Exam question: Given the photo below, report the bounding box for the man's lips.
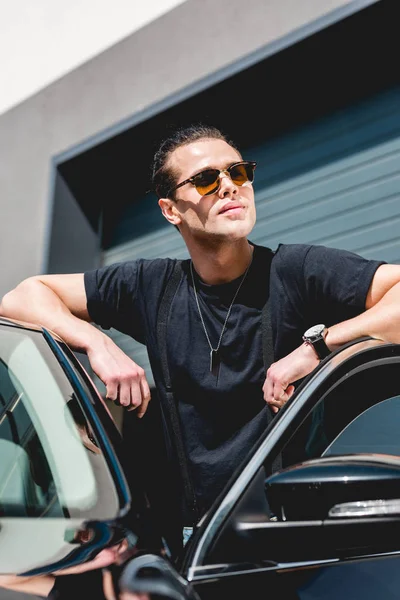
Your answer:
[218,202,244,214]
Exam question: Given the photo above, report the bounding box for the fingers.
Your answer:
[118,379,133,408]
[106,370,151,417]
[266,386,288,414]
[91,348,151,416]
[105,377,119,403]
[133,378,151,418]
[268,384,295,413]
[263,371,295,413]
[111,376,142,409]
[88,339,152,418]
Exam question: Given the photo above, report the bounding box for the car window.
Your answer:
[0,358,63,518]
[323,395,400,456]
[0,326,119,520]
[281,361,400,469]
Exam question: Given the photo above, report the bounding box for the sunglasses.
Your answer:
[168,160,257,197]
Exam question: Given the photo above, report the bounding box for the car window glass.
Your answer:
[280,361,400,469]
[0,357,63,518]
[0,327,119,520]
[323,395,400,456]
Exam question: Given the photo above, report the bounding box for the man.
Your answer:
[1,124,400,532]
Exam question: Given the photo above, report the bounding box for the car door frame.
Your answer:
[182,337,400,583]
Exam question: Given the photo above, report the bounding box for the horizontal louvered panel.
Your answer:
[253,191,400,248]
[251,88,400,266]
[105,223,189,263]
[255,143,400,220]
[251,91,400,181]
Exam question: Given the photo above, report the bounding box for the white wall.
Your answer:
[0,0,186,115]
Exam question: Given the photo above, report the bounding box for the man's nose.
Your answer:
[218,170,237,194]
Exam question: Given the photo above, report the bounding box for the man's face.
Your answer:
[159,139,256,243]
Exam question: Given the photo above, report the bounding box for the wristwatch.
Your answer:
[302,324,330,360]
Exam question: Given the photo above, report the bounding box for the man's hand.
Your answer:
[263,343,319,413]
[87,335,151,417]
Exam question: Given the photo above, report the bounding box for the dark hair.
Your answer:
[152,124,240,199]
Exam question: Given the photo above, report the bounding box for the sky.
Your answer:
[0,0,186,115]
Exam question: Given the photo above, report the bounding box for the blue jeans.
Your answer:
[183,526,193,546]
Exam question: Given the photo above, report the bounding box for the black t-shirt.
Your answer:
[84,242,384,518]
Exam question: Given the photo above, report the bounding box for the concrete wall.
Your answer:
[0,0,186,115]
[0,0,371,297]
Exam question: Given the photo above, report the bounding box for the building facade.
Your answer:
[1,0,398,389]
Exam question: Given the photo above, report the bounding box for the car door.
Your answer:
[182,339,400,600]
[0,321,134,577]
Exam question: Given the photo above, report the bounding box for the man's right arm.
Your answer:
[0,275,151,416]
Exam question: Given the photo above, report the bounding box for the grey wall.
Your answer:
[0,0,374,296]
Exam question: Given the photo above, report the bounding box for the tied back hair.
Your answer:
[152,124,240,199]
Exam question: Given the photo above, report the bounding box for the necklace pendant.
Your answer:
[210,349,220,378]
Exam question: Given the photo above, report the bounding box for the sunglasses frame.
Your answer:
[167,160,257,197]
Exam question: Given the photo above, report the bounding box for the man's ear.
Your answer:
[158,198,182,226]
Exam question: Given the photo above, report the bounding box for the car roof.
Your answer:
[0,316,44,332]
[0,317,65,343]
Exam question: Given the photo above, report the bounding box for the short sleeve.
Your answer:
[301,244,385,313]
[270,243,386,358]
[275,243,385,325]
[84,261,143,339]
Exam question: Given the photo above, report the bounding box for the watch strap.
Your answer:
[311,335,331,359]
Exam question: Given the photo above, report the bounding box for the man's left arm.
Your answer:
[263,264,400,413]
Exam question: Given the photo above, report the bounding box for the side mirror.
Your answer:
[265,453,400,521]
[229,454,400,565]
[255,453,400,562]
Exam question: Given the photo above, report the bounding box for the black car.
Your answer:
[1,316,400,600]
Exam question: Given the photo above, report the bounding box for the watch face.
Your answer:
[305,324,326,338]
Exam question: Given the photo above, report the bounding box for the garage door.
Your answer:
[102,86,400,385]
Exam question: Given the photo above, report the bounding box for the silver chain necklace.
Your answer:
[190,254,253,378]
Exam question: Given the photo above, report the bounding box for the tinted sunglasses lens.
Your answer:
[193,169,220,196]
[193,162,256,196]
[230,162,255,185]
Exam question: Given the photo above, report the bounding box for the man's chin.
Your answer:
[215,217,255,240]
[182,216,255,245]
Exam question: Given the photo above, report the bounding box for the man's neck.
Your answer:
[189,239,254,285]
